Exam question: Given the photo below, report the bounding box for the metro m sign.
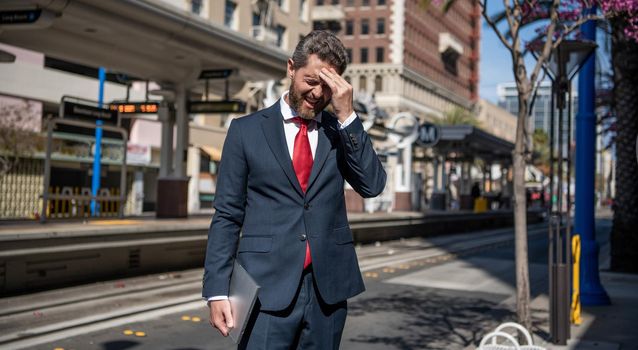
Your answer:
[417,123,441,147]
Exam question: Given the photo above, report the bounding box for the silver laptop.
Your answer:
[229,261,260,344]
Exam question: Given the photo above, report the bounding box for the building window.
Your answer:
[191,0,203,15]
[376,47,384,62]
[362,0,370,6]
[374,75,383,92]
[360,47,368,63]
[316,0,324,5]
[278,0,289,11]
[345,20,354,35]
[346,0,354,6]
[300,0,308,21]
[361,19,369,35]
[276,25,286,48]
[331,0,339,4]
[253,12,261,26]
[224,1,236,29]
[346,48,353,63]
[378,0,386,5]
[359,75,367,92]
[376,18,385,34]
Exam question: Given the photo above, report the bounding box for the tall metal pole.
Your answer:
[90,67,106,216]
[575,6,610,305]
[549,78,558,343]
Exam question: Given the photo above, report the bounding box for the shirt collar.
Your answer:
[280,91,322,123]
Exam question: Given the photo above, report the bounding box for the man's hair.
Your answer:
[291,30,348,74]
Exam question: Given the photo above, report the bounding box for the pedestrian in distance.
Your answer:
[203,30,387,349]
[471,181,481,200]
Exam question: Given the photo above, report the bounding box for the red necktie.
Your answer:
[292,117,313,269]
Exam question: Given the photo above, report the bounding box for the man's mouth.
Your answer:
[303,98,318,109]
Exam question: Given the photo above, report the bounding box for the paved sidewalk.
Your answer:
[494,215,637,350]
[542,271,638,350]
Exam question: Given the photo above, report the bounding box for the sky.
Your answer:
[479,24,513,104]
[476,2,612,106]
[478,1,541,104]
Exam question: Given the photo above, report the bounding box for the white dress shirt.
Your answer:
[207,91,357,303]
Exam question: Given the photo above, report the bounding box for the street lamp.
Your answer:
[533,38,597,345]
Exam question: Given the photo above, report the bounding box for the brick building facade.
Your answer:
[315,0,480,119]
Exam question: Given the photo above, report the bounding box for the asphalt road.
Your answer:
[12,221,611,350]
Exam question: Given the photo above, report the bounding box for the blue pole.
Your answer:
[91,67,106,216]
[575,6,610,305]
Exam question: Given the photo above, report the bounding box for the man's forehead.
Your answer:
[294,54,338,74]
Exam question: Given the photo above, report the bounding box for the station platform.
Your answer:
[0,209,543,295]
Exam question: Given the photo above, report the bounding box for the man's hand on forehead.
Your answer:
[319,67,354,123]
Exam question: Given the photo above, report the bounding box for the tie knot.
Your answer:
[292,116,312,127]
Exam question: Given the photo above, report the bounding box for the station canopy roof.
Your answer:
[0,0,288,88]
[433,125,515,164]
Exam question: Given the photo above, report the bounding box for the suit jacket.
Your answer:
[202,101,386,311]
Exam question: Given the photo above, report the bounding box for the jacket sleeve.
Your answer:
[336,115,387,198]
[202,119,247,297]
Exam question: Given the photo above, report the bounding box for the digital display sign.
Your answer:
[188,100,246,114]
[110,102,160,114]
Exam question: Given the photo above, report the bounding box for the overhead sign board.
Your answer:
[188,100,246,114]
[416,122,441,147]
[62,101,118,124]
[110,101,160,114]
[0,9,42,25]
[198,69,234,80]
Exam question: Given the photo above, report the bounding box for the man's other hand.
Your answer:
[209,299,234,336]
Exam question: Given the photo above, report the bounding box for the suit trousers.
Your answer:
[238,268,347,350]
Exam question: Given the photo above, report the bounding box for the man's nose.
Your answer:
[310,84,323,98]
[311,84,329,99]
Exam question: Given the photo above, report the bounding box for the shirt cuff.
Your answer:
[337,112,358,129]
[206,295,228,302]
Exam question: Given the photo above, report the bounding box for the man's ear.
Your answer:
[287,58,295,79]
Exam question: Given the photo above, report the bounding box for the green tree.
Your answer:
[532,129,550,174]
[439,107,482,127]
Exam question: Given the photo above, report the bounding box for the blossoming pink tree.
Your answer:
[424,0,638,328]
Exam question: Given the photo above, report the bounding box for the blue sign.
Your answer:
[417,123,440,147]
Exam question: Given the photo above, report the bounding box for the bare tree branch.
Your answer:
[552,14,605,50]
[529,0,559,90]
[503,0,516,35]
[482,0,513,51]
[528,68,547,117]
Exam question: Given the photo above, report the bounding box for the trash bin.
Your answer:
[474,197,488,213]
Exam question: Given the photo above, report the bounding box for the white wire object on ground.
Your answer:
[478,322,546,350]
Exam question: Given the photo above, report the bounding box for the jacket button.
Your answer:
[304,203,310,210]
[300,234,307,241]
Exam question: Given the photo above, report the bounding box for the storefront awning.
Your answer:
[433,125,515,163]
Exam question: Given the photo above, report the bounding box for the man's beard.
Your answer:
[288,83,327,120]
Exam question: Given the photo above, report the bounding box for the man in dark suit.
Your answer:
[203,30,386,349]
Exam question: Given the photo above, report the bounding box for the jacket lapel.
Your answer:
[260,103,305,197]
[306,112,333,192]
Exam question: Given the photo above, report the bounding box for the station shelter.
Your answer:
[0,0,287,220]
